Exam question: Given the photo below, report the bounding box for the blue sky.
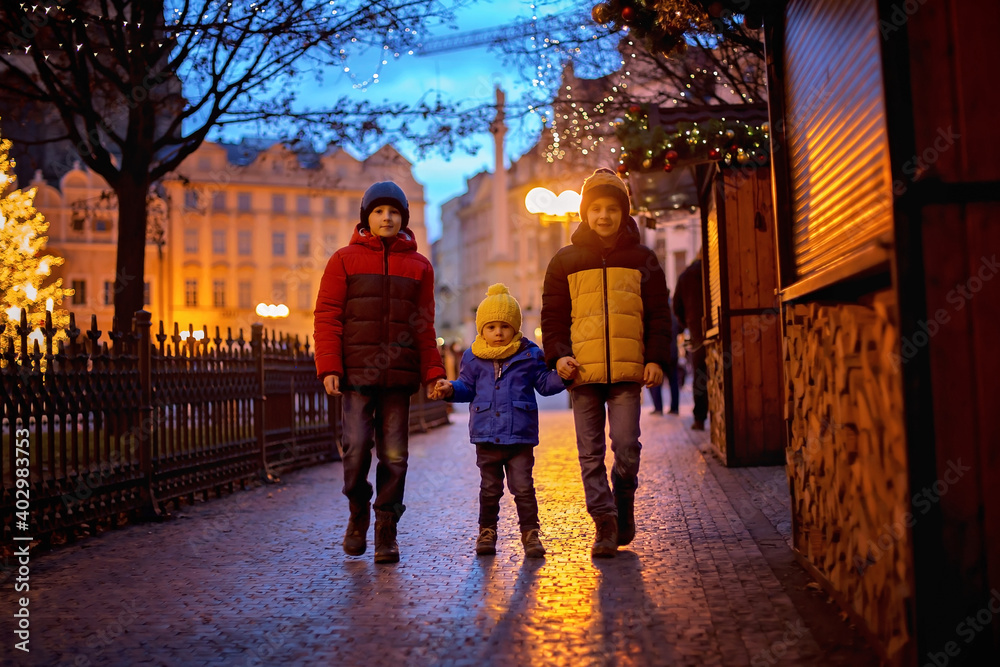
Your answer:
[304,0,585,241]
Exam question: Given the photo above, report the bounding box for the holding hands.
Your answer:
[427,378,454,400]
[557,356,581,381]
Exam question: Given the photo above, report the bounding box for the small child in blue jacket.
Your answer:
[431,284,566,558]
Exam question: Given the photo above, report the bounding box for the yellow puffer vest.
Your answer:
[541,216,672,388]
[568,266,645,384]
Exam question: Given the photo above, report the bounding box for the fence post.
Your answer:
[134,310,161,518]
[252,323,276,482]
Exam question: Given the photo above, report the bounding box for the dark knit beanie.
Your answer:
[360,181,410,229]
[579,168,631,219]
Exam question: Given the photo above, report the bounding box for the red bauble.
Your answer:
[708,147,722,160]
[621,5,636,23]
[665,150,679,161]
[663,162,674,173]
[617,164,628,174]
[628,104,642,115]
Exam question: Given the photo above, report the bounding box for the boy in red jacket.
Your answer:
[314,181,445,564]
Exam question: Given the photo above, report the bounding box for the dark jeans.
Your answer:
[475,443,539,531]
[570,382,642,518]
[649,363,680,413]
[666,362,680,413]
[341,389,411,519]
[691,345,709,422]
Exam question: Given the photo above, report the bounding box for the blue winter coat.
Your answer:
[448,338,566,446]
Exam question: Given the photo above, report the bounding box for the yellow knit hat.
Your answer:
[476,283,522,334]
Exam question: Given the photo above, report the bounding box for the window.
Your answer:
[212,280,226,308]
[143,281,151,306]
[237,192,252,212]
[272,280,287,304]
[238,280,252,309]
[237,230,252,256]
[272,194,286,213]
[323,234,337,254]
[103,281,114,306]
[348,198,360,216]
[184,189,199,210]
[212,229,226,255]
[323,196,337,216]
[212,191,226,211]
[71,280,86,305]
[272,232,286,257]
[71,208,85,232]
[297,195,310,215]
[297,281,313,310]
[184,228,198,253]
[93,214,110,232]
[184,279,198,307]
[297,233,310,258]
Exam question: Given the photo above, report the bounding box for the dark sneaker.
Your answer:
[692,420,706,431]
[521,529,546,558]
[374,510,399,564]
[476,526,498,556]
[343,503,370,556]
[591,514,618,558]
[614,490,635,546]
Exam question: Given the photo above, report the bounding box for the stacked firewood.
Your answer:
[783,292,910,661]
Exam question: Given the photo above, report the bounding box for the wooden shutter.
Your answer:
[706,187,721,332]
[784,0,893,281]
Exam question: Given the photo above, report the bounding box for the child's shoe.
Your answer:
[374,510,399,563]
[521,528,546,558]
[591,515,618,558]
[476,526,498,555]
[343,502,370,556]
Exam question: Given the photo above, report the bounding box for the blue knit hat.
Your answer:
[360,181,410,229]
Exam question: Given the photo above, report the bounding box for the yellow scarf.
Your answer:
[471,332,523,360]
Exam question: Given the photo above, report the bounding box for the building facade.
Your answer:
[35,140,428,344]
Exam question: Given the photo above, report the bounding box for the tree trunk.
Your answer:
[112,176,149,331]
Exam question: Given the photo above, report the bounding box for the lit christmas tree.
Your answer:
[0,128,70,358]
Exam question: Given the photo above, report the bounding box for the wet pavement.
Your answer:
[1,389,878,666]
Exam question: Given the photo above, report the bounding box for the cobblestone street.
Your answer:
[2,391,878,666]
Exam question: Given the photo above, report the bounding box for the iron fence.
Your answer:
[1,308,449,546]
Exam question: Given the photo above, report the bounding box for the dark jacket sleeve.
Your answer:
[673,282,686,332]
[416,259,446,385]
[541,251,574,369]
[641,248,671,367]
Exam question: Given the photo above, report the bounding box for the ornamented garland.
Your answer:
[614,104,770,173]
[590,0,765,57]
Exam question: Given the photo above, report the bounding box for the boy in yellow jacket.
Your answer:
[541,168,671,557]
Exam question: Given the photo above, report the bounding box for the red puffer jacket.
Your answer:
[314,225,445,391]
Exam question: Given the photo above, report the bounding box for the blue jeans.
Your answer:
[570,383,642,518]
[340,389,411,519]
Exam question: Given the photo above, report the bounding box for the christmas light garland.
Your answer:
[614,104,769,173]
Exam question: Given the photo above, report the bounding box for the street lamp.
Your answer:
[256,303,289,318]
[524,187,581,246]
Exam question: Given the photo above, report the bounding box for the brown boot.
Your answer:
[591,514,618,558]
[614,489,635,546]
[374,510,399,564]
[343,503,370,556]
[476,526,498,556]
[521,528,546,559]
